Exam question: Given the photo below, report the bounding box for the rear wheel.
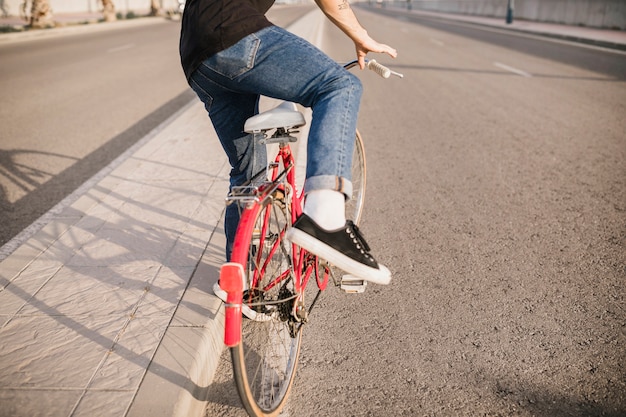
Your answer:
[229,195,301,417]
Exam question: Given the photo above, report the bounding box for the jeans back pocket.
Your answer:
[206,34,261,80]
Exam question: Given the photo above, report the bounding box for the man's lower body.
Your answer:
[189,25,390,285]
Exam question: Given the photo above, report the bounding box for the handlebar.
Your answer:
[343,59,404,79]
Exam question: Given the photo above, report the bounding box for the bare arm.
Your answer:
[314,0,397,69]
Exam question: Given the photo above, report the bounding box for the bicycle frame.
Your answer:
[229,141,327,308]
[260,143,329,296]
[222,59,401,347]
[218,58,401,417]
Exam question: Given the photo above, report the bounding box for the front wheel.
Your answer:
[346,130,367,225]
[229,197,301,417]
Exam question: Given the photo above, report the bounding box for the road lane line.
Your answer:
[494,62,533,77]
[107,43,135,53]
[430,38,445,46]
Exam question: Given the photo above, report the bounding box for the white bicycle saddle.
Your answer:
[244,101,306,133]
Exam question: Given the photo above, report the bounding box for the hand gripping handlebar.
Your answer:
[344,59,404,78]
[366,59,404,78]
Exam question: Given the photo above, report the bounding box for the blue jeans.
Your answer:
[189,26,363,260]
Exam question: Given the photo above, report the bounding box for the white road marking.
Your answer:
[430,38,445,46]
[107,43,135,53]
[494,61,533,77]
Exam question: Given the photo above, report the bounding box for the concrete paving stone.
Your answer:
[70,390,136,417]
[168,231,225,328]
[161,226,217,268]
[125,130,216,171]
[126,142,222,183]
[15,263,161,317]
[71,185,132,224]
[57,214,108,239]
[87,316,170,391]
[168,274,221,329]
[128,105,212,158]
[0,11,359,417]
[99,159,144,189]
[134,266,196,317]
[100,167,157,197]
[0,260,63,316]
[0,389,80,417]
[150,102,215,142]
[61,180,115,215]
[126,325,223,417]
[124,156,214,182]
[65,225,180,267]
[0,216,80,275]
[0,314,127,387]
[105,180,214,227]
[184,182,230,230]
[34,226,99,265]
[0,251,36,289]
[159,174,229,236]
[125,222,226,416]
[55,205,107,232]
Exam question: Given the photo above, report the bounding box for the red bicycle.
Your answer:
[219,59,402,417]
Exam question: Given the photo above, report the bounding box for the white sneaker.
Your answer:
[213,281,271,322]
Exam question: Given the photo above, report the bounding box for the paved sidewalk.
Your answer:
[0,96,229,417]
[0,6,624,417]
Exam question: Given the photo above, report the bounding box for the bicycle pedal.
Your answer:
[340,275,367,294]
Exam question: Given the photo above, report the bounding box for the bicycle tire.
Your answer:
[230,196,302,417]
[346,130,367,225]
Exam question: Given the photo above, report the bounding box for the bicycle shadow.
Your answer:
[0,148,79,201]
[0,89,196,249]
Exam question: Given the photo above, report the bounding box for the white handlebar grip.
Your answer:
[367,59,391,79]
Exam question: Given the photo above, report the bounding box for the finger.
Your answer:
[356,48,367,69]
[381,44,397,58]
[358,55,366,70]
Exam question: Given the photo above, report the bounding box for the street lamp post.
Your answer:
[506,0,514,24]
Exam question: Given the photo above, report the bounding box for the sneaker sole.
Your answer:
[286,228,391,285]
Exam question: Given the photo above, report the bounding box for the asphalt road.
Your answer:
[0,5,624,417]
[204,7,626,417]
[0,18,192,248]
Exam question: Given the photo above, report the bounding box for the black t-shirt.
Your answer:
[179,0,275,81]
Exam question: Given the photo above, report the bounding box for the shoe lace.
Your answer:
[346,221,371,253]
